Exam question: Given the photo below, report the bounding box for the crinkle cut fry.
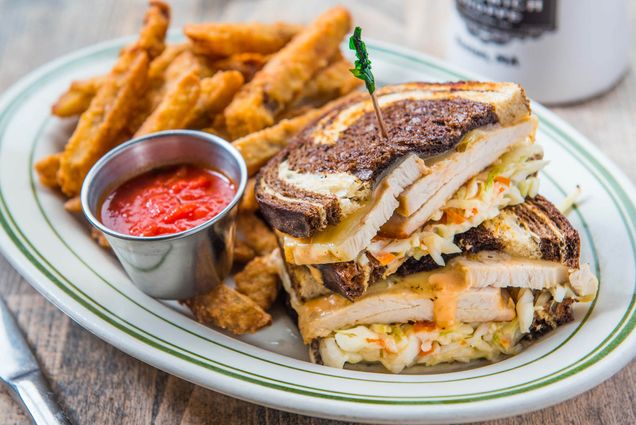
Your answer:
[185,22,302,56]
[223,6,352,138]
[184,283,272,334]
[55,1,171,196]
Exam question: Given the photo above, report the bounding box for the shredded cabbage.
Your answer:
[319,281,592,373]
[368,142,547,271]
[320,320,525,373]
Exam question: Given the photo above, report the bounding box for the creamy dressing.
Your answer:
[429,268,468,328]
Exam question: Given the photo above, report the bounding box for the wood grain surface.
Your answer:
[0,1,635,424]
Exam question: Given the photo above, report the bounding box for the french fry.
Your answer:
[201,124,230,141]
[238,178,258,213]
[34,153,62,189]
[208,53,270,82]
[137,1,171,59]
[55,1,170,196]
[236,213,278,256]
[184,70,244,128]
[64,196,82,213]
[280,56,361,118]
[51,76,106,117]
[51,43,176,122]
[232,107,324,175]
[89,228,110,248]
[223,7,351,138]
[184,283,272,334]
[184,22,301,57]
[148,43,189,80]
[135,68,201,136]
[56,50,150,196]
[234,250,281,310]
[234,240,256,264]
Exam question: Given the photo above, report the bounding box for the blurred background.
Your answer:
[2,0,631,103]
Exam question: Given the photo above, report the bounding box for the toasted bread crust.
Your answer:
[317,254,385,299]
[288,195,581,300]
[286,97,497,178]
[508,195,580,269]
[399,195,580,275]
[256,81,531,238]
[257,147,343,237]
[525,297,574,340]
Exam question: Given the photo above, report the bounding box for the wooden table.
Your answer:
[1,1,634,423]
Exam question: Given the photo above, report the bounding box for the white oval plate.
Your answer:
[1,35,635,424]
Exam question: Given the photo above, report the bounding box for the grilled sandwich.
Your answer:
[279,196,598,373]
[256,80,597,373]
[257,81,541,299]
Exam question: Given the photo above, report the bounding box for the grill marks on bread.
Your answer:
[286,98,498,179]
[257,94,498,238]
[258,159,343,237]
[507,195,580,269]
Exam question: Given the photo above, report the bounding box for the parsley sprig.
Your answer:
[349,26,388,140]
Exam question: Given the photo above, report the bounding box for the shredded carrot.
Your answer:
[471,207,479,216]
[366,337,397,354]
[445,209,466,224]
[375,252,397,266]
[413,321,436,332]
[494,176,511,186]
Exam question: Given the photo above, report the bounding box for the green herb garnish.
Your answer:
[349,26,388,140]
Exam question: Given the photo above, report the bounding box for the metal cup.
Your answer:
[80,130,247,299]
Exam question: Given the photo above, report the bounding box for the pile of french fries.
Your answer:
[34,1,360,335]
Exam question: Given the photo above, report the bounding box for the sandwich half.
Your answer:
[279,196,598,373]
[257,81,542,299]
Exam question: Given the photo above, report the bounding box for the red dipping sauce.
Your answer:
[99,164,236,237]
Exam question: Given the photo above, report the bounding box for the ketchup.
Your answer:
[99,164,236,237]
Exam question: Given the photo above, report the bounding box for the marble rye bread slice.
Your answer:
[255,81,531,239]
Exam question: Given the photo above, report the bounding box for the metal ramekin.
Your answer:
[80,130,247,300]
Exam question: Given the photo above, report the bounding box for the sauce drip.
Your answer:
[428,268,468,328]
[100,164,235,237]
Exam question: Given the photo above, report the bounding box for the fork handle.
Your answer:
[7,370,70,425]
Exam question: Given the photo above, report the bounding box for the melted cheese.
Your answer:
[283,154,427,264]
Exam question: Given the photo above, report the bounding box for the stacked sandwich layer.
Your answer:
[255,81,598,373]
